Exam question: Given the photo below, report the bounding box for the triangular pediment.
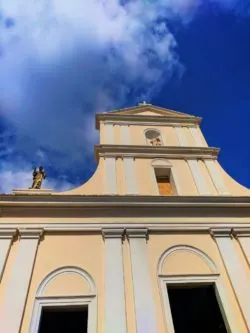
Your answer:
[104,104,195,118]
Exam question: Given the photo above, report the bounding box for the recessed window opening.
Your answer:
[38,305,88,333]
[154,167,174,196]
[167,283,228,333]
[145,129,163,146]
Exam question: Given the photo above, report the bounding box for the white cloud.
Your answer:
[0,161,74,193]
[0,0,246,193]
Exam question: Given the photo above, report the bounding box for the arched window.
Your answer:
[145,129,163,146]
[157,245,238,333]
[29,266,97,333]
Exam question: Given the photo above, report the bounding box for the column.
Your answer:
[124,157,137,194]
[127,229,157,333]
[204,160,230,195]
[0,229,42,333]
[104,157,117,194]
[187,159,211,195]
[233,228,250,266]
[211,228,250,330]
[102,228,127,333]
[0,229,16,280]
[175,126,188,146]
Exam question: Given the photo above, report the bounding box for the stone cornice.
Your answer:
[95,145,220,160]
[0,196,250,218]
[0,195,250,207]
[96,114,201,129]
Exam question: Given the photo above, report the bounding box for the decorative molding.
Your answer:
[0,228,17,239]
[210,228,232,238]
[157,245,218,275]
[0,223,249,234]
[151,159,172,168]
[103,121,199,127]
[37,266,96,297]
[19,228,44,239]
[96,114,201,129]
[126,228,148,239]
[159,274,239,333]
[95,145,220,161]
[232,228,250,238]
[102,228,125,239]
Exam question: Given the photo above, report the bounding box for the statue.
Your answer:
[150,137,162,146]
[30,166,46,189]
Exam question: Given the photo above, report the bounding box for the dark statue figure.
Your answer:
[30,166,46,189]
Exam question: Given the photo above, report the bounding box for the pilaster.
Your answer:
[102,228,127,333]
[104,157,117,194]
[0,228,43,333]
[233,228,250,266]
[204,160,229,195]
[127,228,157,333]
[0,229,17,280]
[124,157,137,194]
[211,228,250,331]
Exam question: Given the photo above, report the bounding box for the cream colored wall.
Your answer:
[20,234,104,333]
[147,233,248,333]
[124,125,184,147]
[170,159,198,195]
[1,231,250,333]
[135,158,157,195]
[57,115,250,196]
[58,158,105,195]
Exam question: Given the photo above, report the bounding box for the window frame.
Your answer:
[29,295,96,333]
[159,273,238,333]
[29,267,97,333]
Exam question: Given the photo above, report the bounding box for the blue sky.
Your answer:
[0,0,249,193]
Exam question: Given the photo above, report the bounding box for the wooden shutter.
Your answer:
[157,176,173,196]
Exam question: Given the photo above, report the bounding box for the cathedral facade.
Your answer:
[0,104,250,333]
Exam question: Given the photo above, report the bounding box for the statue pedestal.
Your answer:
[12,188,53,195]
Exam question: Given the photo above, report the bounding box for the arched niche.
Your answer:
[158,245,218,276]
